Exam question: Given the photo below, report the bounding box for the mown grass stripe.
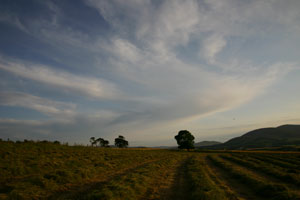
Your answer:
[208,155,299,200]
[224,154,300,187]
[185,155,234,200]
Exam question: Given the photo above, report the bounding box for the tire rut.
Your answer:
[160,156,193,200]
[139,155,189,200]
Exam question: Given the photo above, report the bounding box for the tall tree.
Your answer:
[115,135,128,148]
[174,130,195,150]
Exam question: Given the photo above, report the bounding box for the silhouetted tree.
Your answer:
[103,140,109,147]
[96,138,104,147]
[53,141,60,145]
[90,137,97,147]
[115,135,128,148]
[96,138,110,147]
[174,130,195,150]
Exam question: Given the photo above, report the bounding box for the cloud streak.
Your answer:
[0,59,121,100]
[202,34,227,64]
[0,91,76,117]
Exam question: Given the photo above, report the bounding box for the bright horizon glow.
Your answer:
[0,0,300,146]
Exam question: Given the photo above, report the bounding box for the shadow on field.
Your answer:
[161,157,193,200]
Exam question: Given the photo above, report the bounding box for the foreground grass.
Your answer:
[1,141,300,200]
[0,141,185,199]
[73,155,186,200]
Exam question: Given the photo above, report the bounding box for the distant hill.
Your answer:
[150,146,177,149]
[209,124,300,150]
[194,141,221,147]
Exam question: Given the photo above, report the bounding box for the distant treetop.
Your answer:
[174,130,195,151]
[115,135,128,148]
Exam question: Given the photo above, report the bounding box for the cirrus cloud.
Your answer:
[0,0,299,145]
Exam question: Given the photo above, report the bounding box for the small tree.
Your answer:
[96,138,110,147]
[174,130,195,151]
[103,140,109,147]
[90,137,97,147]
[115,135,128,148]
[96,138,104,147]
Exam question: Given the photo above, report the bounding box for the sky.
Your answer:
[0,0,300,146]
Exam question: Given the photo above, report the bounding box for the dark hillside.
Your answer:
[195,141,221,147]
[209,125,300,150]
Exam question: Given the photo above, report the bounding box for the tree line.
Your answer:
[2,130,194,150]
[89,135,128,148]
[90,131,195,150]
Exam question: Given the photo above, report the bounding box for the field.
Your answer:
[1,141,300,200]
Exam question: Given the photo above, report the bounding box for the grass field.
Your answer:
[1,141,300,200]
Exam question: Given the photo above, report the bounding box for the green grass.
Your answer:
[1,141,300,200]
[77,155,185,200]
[185,155,236,200]
[0,141,182,199]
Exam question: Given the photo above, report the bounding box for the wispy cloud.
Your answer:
[0,12,29,33]
[0,59,121,100]
[0,91,76,117]
[202,34,227,64]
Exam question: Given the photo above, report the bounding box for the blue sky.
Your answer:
[0,0,300,146]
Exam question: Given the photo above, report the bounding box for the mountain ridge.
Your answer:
[194,141,221,147]
[207,124,300,150]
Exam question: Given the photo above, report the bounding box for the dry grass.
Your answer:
[1,141,299,199]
